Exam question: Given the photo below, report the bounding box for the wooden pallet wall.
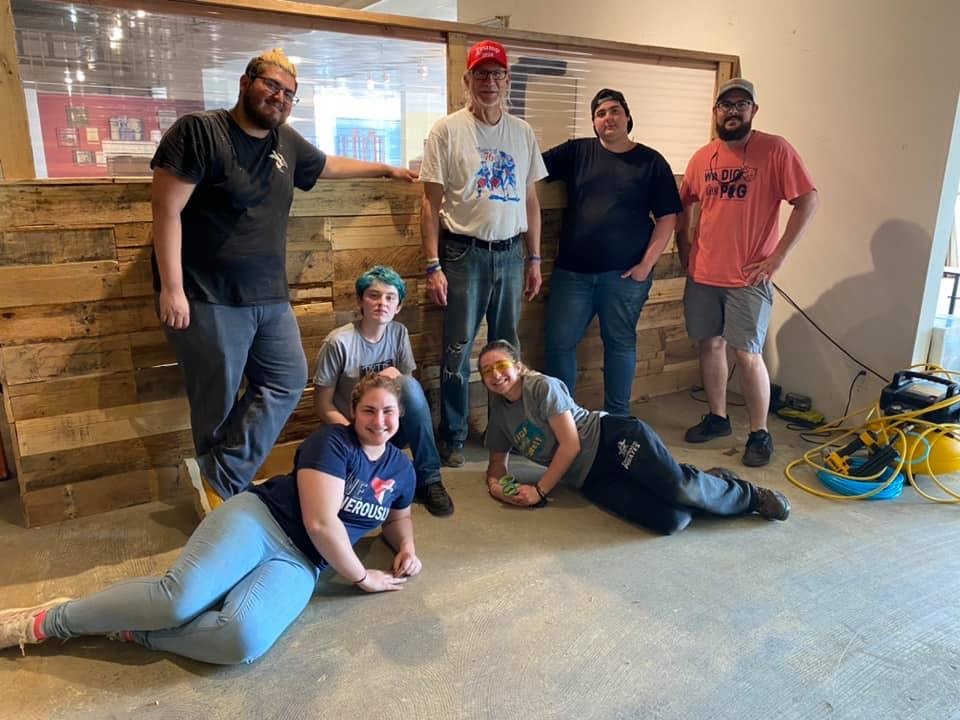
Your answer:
[0,177,697,526]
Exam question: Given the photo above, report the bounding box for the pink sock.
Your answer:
[32,610,49,641]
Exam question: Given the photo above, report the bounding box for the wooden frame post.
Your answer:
[0,0,35,179]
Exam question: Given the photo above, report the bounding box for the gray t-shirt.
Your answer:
[485,373,604,489]
[313,321,415,418]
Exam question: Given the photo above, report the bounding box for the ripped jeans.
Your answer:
[440,234,524,446]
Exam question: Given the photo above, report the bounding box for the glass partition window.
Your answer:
[11,0,447,178]
[493,40,716,174]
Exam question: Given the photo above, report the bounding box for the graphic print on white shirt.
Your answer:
[473,148,520,202]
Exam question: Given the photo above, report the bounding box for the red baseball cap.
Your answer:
[467,40,508,70]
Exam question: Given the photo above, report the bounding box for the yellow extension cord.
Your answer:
[784,364,960,503]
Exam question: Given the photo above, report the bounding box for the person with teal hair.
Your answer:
[354,265,408,303]
[313,266,454,516]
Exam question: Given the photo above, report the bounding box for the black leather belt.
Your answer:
[442,229,520,252]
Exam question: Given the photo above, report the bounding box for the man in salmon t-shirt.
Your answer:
[677,78,818,467]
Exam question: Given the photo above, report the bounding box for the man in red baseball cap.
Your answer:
[466,39,508,70]
[420,39,547,467]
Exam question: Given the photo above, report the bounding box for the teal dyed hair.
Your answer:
[355,265,406,303]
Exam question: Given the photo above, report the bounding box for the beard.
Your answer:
[717,116,752,141]
[242,91,286,131]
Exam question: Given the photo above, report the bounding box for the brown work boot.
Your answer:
[753,486,791,521]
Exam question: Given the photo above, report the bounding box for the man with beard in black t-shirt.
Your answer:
[151,49,416,518]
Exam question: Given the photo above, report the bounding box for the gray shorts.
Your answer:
[683,278,773,353]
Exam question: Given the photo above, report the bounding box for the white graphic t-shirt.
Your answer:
[420,108,548,241]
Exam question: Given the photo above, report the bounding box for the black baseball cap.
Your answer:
[590,88,633,133]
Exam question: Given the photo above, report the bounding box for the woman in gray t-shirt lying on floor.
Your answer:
[480,340,791,534]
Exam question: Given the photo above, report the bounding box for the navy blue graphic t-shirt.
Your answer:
[251,424,415,569]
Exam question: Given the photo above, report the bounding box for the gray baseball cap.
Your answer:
[716,78,756,103]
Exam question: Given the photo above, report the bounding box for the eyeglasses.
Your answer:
[470,68,507,81]
[252,75,299,105]
[715,100,753,113]
[479,359,515,378]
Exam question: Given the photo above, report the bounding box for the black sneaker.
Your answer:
[416,481,454,517]
[742,429,774,467]
[684,413,732,443]
[438,443,465,468]
[753,486,791,521]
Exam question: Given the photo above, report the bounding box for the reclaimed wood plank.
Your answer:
[0,296,156,344]
[7,372,138,420]
[17,428,195,490]
[0,336,132,385]
[333,245,423,279]
[0,227,116,265]
[129,329,175,369]
[0,183,152,229]
[16,397,190,456]
[0,261,122,308]
[291,180,421,217]
[22,468,190,527]
[114,222,153,248]
[328,216,421,249]
[647,276,686,305]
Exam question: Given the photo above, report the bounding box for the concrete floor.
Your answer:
[1,391,959,720]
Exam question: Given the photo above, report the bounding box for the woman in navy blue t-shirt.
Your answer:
[0,375,420,665]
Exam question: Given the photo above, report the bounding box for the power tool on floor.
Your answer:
[879,371,960,424]
[823,370,960,479]
[823,429,899,477]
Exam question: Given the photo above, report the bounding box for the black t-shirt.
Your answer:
[150,109,327,305]
[250,424,415,569]
[543,138,682,273]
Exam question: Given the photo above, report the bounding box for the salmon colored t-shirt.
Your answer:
[679,130,815,288]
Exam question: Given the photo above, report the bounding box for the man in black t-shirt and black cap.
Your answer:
[151,48,416,518]
[542,88,681,415]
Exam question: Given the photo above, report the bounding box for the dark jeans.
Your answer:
[545,268,653,414]
[162,300,308,498]
[581,415,755,534]
[390,376,442,489]
[440,234,524,446]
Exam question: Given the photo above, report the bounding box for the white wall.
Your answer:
[460,0,960,416]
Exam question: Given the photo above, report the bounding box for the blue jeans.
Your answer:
[581,415,754,534]
[440,237,524,446]
[545,268,653,414]
[391,376,442,488]
[162,300,308,497]
[42,493,319,665]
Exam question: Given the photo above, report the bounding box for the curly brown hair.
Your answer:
[350,374,404,415]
